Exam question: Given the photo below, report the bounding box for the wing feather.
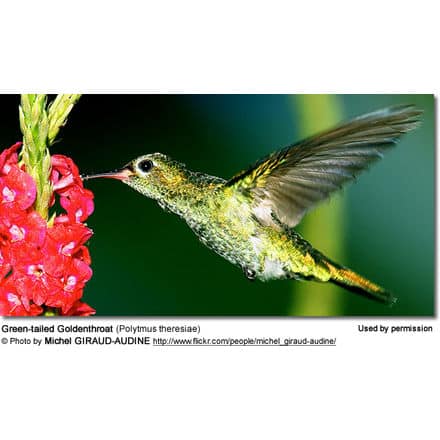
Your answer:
[226,104,422,227]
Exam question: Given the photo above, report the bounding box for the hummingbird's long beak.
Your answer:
[81,167,134,181]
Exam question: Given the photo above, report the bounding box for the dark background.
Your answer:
[0,95,434,315]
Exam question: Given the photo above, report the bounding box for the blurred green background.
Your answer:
[0,95,434,316]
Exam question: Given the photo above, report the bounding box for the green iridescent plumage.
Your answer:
[84,105,422,304]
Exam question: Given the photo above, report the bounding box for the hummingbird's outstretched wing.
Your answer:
[226,104,422,228]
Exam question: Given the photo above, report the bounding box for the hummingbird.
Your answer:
[83,104,421,305]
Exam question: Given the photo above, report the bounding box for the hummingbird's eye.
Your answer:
[138,159,154,173]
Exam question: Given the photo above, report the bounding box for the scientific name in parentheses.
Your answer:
[1,324,114,333]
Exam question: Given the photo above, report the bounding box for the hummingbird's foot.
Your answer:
[242,267,256,281]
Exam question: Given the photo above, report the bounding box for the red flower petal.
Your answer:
[0,276,43,316]
[46,223,93,256]
[0,166,37,210]
[51,154,83,190]
[1,211,46,246]
[60,186,94,223]
[73,245,91,265]
[0,248,11,280]
[0,142,21,175]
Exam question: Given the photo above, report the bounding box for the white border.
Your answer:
[1,2,438,439]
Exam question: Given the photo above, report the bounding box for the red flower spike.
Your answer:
[0,144,95,317]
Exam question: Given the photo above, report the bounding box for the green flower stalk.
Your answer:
[47,94,81,145]
[19,94,81,219]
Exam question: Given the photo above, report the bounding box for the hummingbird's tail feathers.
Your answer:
[324,260,396,305]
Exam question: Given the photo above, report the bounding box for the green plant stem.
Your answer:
[48,94,81,145]
[19,94,81,220]
[19,94,51,219]
[289,95,346,316]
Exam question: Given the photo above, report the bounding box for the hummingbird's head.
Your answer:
[83,153,189,200]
